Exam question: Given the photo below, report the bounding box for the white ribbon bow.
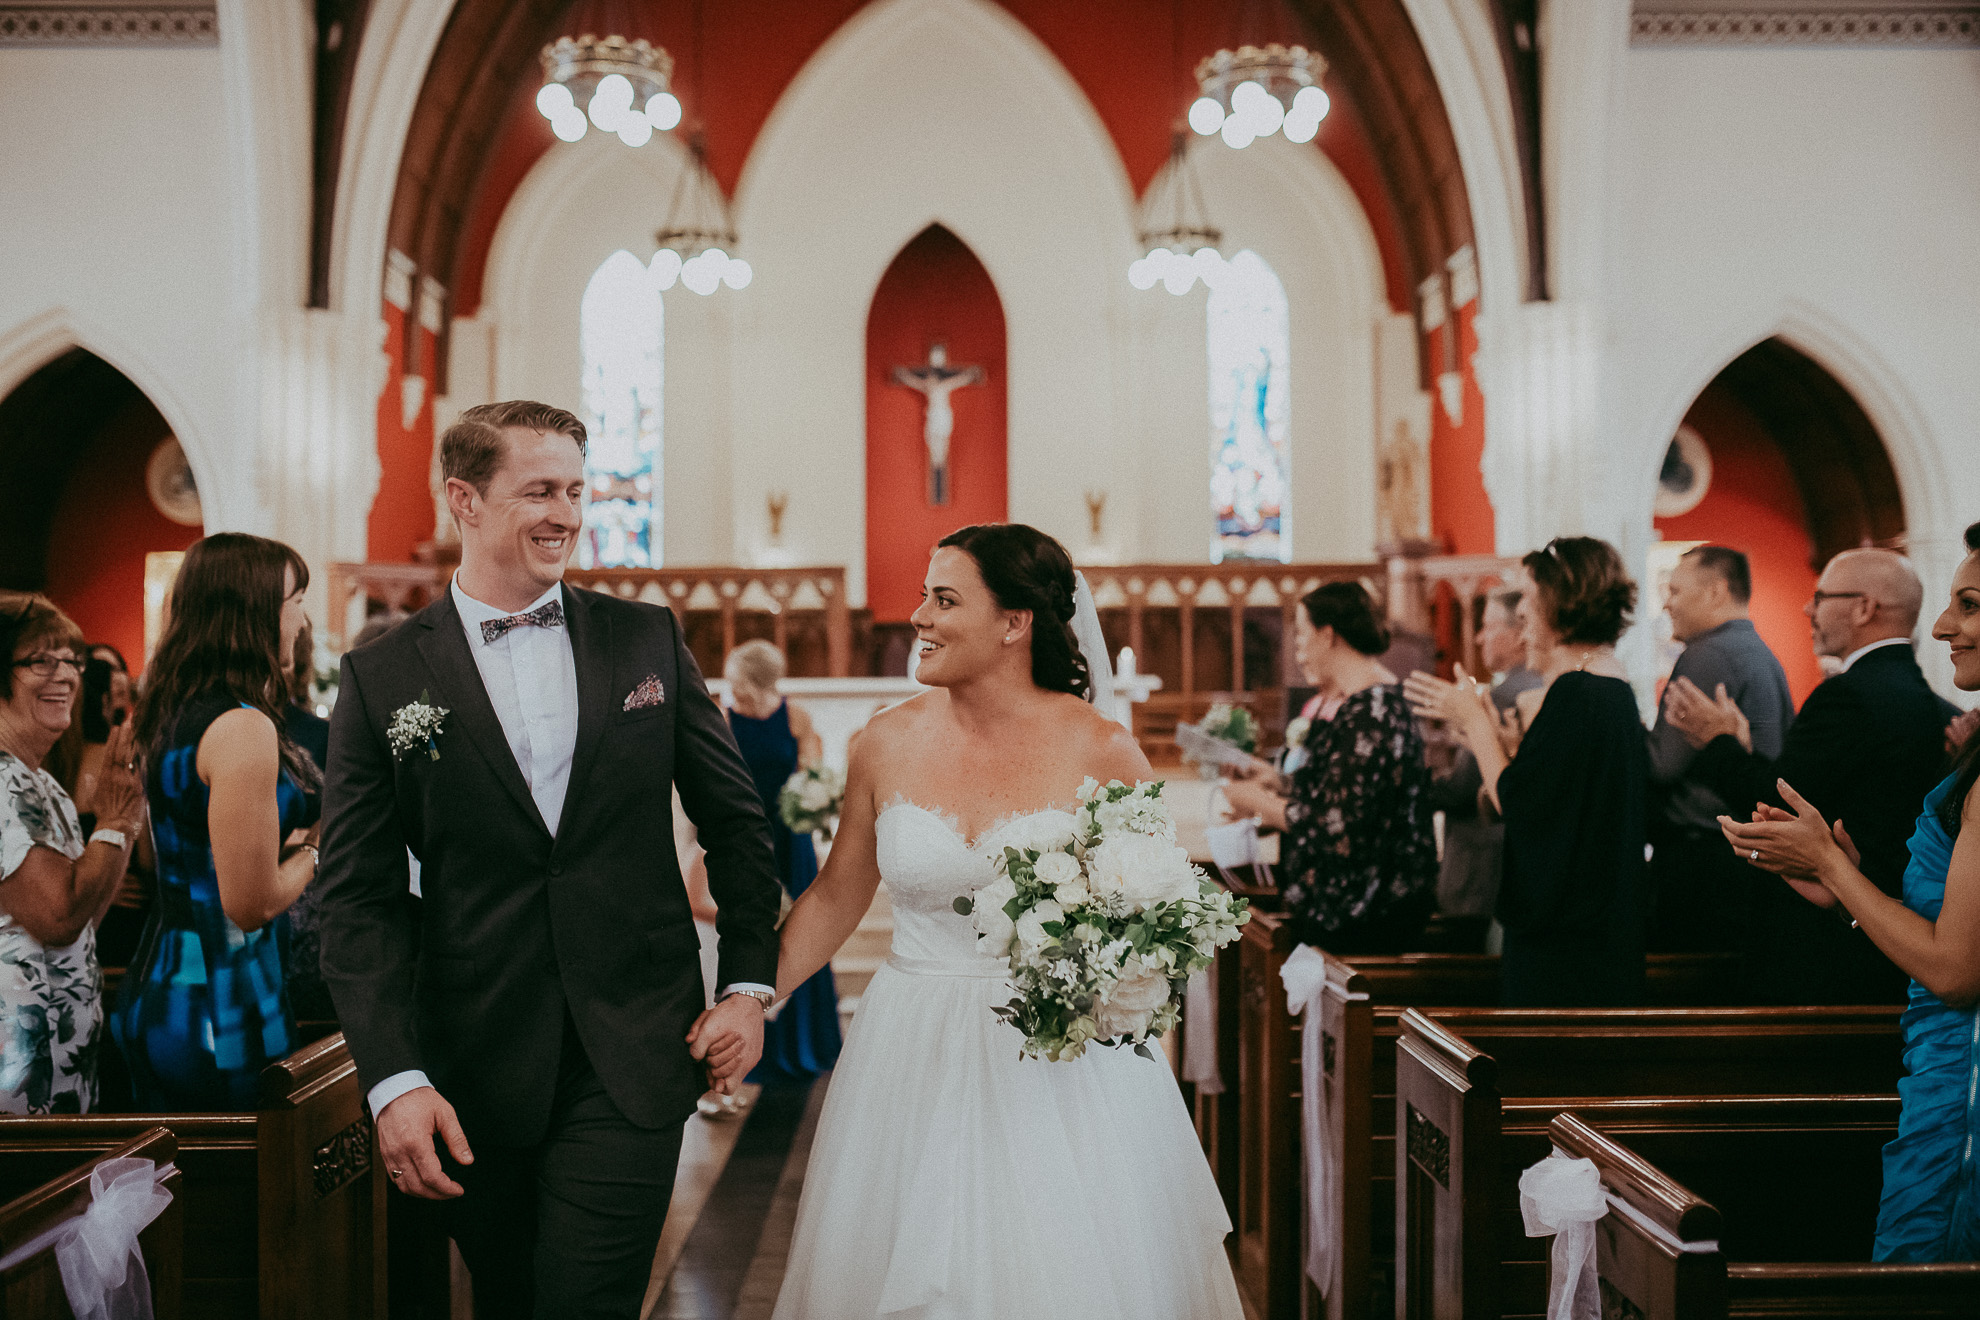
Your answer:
[1279,944,1337,1295]
[1518,1151,1607,1320]
[59,1158,175,1320]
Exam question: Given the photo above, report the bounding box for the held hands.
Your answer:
[375,1086,473,1200]
[1664,678,1751,752]
[686,993,766,1095]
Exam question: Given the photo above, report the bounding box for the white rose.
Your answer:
[1087,834,1199,911]
[1013,899,1066,957]
[1002,813,1078,855]
[1032,851,1082,888]
[970,876,1018,950]
[1093,965,1172,1040]
[1054,879,1092,909]
[798,779,833,811]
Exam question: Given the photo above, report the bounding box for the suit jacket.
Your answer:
[316,583,784,1143]
[1690,643,1957,1005]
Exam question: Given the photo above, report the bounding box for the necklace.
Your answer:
[1574,649,1599,672]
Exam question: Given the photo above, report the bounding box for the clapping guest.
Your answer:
[0,594,144,1113]
[1223,583,1437,952]
[1408,538,1647,1006]
[1665,549,1954,1003]
[1721,522,1980,1262]
[722,641,840,1085]
[76,647,152,969]
[114,534,322,1109]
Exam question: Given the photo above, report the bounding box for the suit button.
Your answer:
[550,863,563,876]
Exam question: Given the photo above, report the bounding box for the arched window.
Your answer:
[1207,249,1291,563]
[577,250,664,568]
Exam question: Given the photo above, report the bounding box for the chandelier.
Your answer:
[652,133,751,294]
[536,33,683,146]
[1128,132,1227,296]
[1189,44,1330,148]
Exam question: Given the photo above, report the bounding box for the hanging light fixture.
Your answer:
[537,32,683,147]
[1129,131,1225,296]
[1189,44,1329,148]
[651,133,752,294]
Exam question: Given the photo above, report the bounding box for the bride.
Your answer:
[699,523,1243,1319]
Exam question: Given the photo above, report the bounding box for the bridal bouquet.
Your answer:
[779,764,845,839]
[954,778,1250,1061]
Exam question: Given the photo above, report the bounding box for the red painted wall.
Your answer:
[865,226,1008,623]
[42,396,202,674]
[367,303,439,562]
[1655,382,1823,705]
[1428,300,1493,554]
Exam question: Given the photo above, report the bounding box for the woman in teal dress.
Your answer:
[114,534,324,1110]
[1724,520,1980,1261]
[724,642,841,1085]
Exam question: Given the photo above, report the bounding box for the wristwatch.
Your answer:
[88,828,129,851]
[720,988,775,1011]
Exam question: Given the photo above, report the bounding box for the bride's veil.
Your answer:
[1070,572,1122,725]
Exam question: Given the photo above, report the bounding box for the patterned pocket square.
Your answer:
[624,674,666,712]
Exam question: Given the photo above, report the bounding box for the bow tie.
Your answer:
[480,599,565,644]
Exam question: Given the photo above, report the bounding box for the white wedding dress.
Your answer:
[771,802,1245,1319]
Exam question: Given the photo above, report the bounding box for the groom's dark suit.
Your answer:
[317,580,782,1315]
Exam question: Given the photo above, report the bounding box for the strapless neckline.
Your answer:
[877,798,1078,854]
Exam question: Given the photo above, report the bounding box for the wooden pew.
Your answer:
[0,1034,386,1319]
[1395,1008,1909,1319]
[0,1126,182,1320]
[1217,906,1748,1320]
[1550,1111,1980,1318]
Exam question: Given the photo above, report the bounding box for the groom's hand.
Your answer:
[687,995,766,1095]
[377,1086,473,1200]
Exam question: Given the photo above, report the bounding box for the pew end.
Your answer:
[0,1125,183,1320]
[1394,1008,1500,1320]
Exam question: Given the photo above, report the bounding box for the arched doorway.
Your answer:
[864,225,1008,641]
[1652,336,1904,702]
[0,349,203,670]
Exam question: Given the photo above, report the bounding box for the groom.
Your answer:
[318,400,783,1318]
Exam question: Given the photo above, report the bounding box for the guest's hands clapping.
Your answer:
[687,993,767,1095]
[83,720,147,837]
[1718,780,1857,910]
[1946,709,1980,758]
[1403,666,1496,753]
[1664,677,1751,752]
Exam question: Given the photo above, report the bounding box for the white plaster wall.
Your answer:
[0,48,245,527]
[1606,45,1980,692]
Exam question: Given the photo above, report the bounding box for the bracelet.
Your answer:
[299,844,320,871]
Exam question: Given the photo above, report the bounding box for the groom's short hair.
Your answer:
[441,400,588,494]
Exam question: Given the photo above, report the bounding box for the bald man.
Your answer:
[1665,548,1958,1003]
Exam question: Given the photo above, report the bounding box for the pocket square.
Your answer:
[624,674,666,712]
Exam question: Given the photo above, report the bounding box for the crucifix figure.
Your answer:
[892,342,983,505]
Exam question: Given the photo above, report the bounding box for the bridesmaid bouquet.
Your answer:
[779,765,845,839]
[954,779,1250,1061]
[1197,703,1260,754]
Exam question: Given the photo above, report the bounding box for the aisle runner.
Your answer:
[732,1077,831,1320]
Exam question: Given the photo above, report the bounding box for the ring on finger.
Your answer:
[1749,850,1760,862]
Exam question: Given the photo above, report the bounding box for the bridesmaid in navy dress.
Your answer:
[116,535,323,1109]
[723,642,842,1084]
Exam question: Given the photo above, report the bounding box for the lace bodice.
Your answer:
[874,802,1081,966]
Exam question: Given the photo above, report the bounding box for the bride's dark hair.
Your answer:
[937,524,1091,700]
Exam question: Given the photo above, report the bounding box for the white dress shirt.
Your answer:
[368,576,769,1120]
[1839,636,1910,673]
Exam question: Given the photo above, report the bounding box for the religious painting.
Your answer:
[1208,249,1291,563]
[577,249,664,568]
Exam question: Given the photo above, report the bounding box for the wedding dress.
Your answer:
[771,801,1245,1319]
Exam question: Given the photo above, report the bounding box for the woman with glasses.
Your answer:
[116,534,322,1109]
[0,593,145,1113]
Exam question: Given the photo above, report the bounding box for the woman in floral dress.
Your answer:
[0,593,145,1113]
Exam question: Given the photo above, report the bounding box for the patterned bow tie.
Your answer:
[480,599,565,644]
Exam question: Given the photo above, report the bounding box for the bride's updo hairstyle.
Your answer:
[937,524,1092,700]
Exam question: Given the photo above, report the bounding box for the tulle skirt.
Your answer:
[772,958,1243,1319]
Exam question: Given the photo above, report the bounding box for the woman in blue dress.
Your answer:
[115,534,323,1110]
[723,641,841,1085]
[1724,520,1980,1261]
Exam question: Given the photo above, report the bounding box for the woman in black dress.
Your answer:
[1407,538,1648,1005]
[1223,582,1438,952]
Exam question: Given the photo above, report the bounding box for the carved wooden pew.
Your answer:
[1394,1008,1908,1319]
[0,1034,385,1319]
[1549,1111,1980,1319]
[0,1126,182,1320]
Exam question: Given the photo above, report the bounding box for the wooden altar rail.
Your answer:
[326,563,852,676]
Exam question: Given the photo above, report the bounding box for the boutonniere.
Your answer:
[388,690,449,762]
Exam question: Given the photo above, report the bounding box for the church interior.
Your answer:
[3,0,1980,1316]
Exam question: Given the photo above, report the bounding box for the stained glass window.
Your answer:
[577,249,663,568]
[1207,249,1291,562]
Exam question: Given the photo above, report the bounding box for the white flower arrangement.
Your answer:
[1197,702,1260,754]
[388,691,449,762]
[955,778,1250,1061]
[779,764,846,839]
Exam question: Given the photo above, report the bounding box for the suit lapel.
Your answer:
[414,594,550,836]
[555,583,613,840]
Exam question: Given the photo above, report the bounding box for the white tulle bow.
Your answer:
[1279,944,1346,1295]
[0,1157,176,1320]
[1519,1151,1607,1320]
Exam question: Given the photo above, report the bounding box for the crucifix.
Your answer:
[892,342,983,505]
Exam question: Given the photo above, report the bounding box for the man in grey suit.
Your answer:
[318,401,784,1318]
[1647,545,1796,952]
